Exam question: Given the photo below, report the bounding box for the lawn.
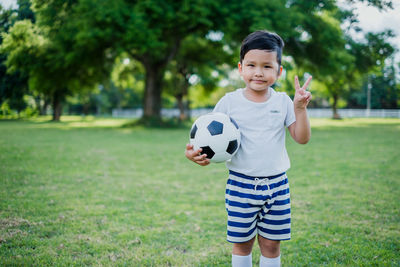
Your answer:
[0,117,399,266]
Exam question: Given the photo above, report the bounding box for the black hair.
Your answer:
[240,30,284,66]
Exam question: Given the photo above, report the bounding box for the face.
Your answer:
[238,49,282,93]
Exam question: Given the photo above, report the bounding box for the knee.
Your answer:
[232,238,255,256]
[258,237,280,257]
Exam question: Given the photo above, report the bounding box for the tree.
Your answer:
[1,0,116,121]
[347,58,398,109]
[3,0,395,121]
[1,20,63,120]
[220,0,395,118]
[346,30,397,109]
[164,34,229,120]
[0,1,34,116]
[116,0,223,122]
[319,3,395,117]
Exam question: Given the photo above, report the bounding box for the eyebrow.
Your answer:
[245,60,273,64]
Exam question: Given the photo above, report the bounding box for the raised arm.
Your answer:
[288,75,312,144]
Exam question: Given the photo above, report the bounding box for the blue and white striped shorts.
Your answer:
[225,170,291,243]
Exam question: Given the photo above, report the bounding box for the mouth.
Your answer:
[251,80,266,83]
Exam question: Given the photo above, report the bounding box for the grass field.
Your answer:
[0,117,399,266]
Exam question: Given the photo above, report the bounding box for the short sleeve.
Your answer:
[213,95,230,114]
[284,95,296,127]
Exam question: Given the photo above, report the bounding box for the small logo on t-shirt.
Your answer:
[270,110,280,113]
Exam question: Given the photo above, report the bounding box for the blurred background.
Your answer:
[0,0,399,122]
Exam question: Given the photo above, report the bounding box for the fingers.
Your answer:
[294,75,300,91]
[185,144,210,165]
[304,91,312,105]
[193,152,210,166]
[301,91,312,102]
[197,158,211,166]
[295,90,312,108]
[294,75,313,92]
[186,143,196,151]
[302,76,312,91]
[305,90,312,100]
[193,152,207,162]
[185,145,201,158]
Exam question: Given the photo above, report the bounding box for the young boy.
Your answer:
[185,30,312,267]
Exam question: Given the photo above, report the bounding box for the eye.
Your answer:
[264,65,271,68]
[247,64,255,67]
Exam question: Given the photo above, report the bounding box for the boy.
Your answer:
[185,30,312,267]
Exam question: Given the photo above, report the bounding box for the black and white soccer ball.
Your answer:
[190,112,241,163]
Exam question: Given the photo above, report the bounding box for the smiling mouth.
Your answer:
[252,80,266,83]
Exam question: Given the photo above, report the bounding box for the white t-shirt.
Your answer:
[213,88,296,176]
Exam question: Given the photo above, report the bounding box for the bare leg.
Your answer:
[258,235,280,258]
[232,237,256,255]
[232,237,256,267]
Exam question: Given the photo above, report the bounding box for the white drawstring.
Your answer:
[254,177,273,221]
[254,177,271,192]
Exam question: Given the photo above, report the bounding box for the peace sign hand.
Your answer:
[294,75,312,109]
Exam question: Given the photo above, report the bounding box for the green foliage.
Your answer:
[1,20,46,74]
[116,0,227,118]
[188,83,230,109]
[0,4,33,114]
[110,56,145,109]
[0,0,398,121]
[163,34,230,118]
[1,0,119,120]
[348,64,398,109]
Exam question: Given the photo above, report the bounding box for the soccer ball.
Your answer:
[190,112,241,163]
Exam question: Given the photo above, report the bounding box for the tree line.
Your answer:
[0,0,398,122]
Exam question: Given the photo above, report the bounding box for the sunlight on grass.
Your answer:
[310,118,400,128]
[27,116,132,128]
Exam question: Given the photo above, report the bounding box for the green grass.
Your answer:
[0,117,399,266]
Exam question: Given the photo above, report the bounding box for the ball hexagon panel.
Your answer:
[207,120,224,136]
[200,146,215,159]
[226,140,238,154]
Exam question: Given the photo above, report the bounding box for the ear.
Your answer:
[277,65,283,78]
[238,62,242,74]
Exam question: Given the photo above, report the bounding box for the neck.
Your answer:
[244,88,271,103]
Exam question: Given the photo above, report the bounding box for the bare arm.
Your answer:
[288,75,312,144]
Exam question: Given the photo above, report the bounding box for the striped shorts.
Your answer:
[225,170,291,243]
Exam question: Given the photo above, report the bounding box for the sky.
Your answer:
[1,0,400,60]
[341,0,400,61]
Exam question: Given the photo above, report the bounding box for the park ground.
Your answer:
[0,117,399,266]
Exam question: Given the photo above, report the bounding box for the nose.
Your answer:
[254,67,263,77]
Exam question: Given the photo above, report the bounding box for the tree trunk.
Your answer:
[136,41,180,124]
[143,64,164,121]
[83,103,89,116]
[52,90,63,121]
[176,93,186,121]
[332,93,341,119]
[176,82,190,121]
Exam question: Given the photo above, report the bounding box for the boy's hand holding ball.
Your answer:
[185,144,210,166]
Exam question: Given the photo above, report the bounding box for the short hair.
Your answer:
[240,30,284,66]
